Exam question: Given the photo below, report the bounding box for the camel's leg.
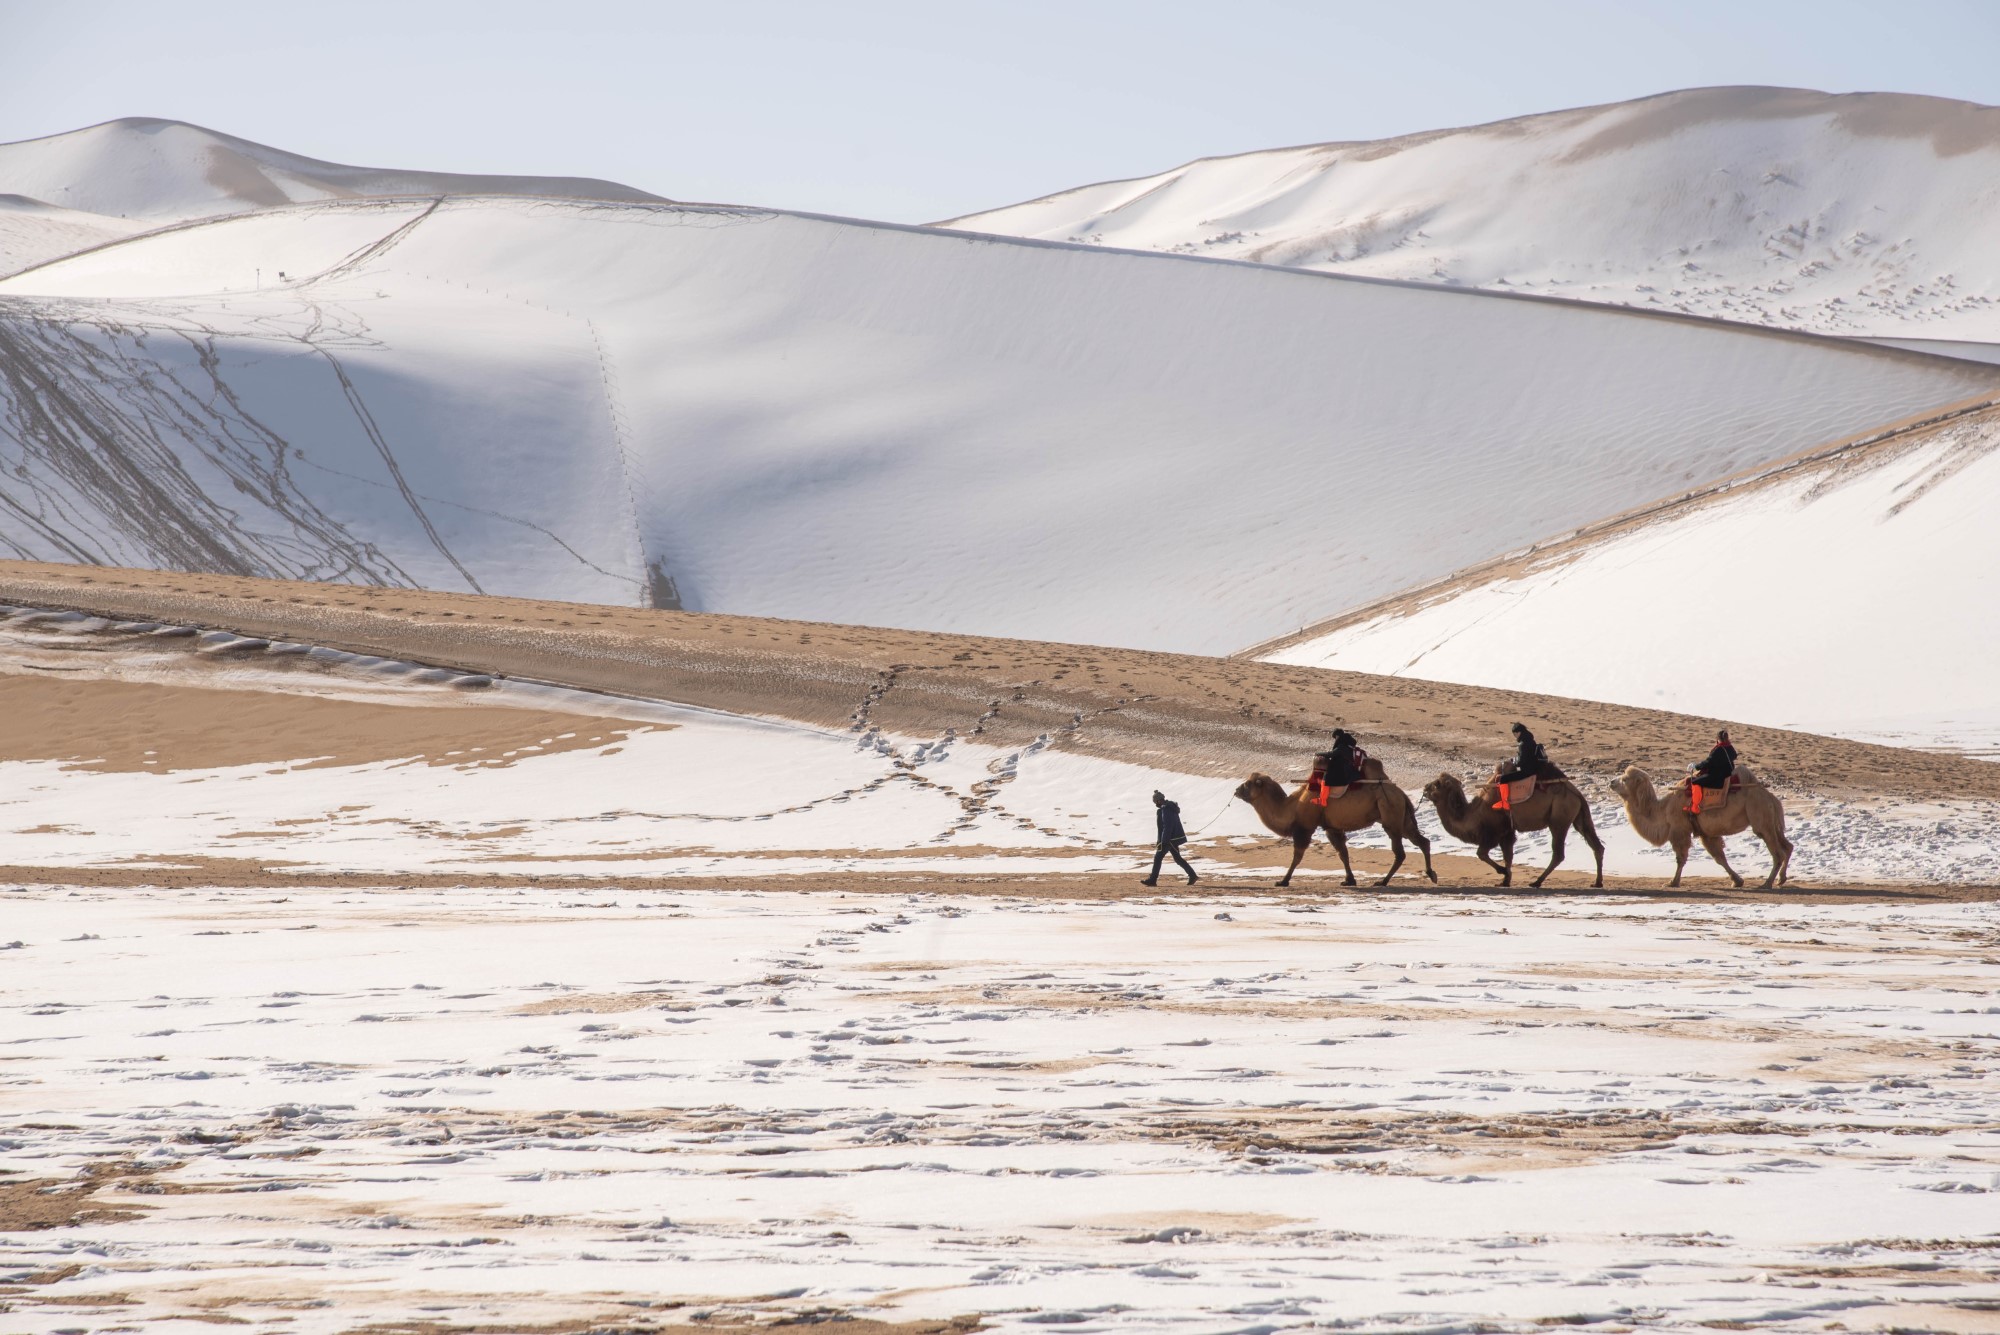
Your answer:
[1573,803,1606,889]
[1668,834,1690,888]
[1377,831,1407,888]
[1532,821,1568,889]
[1500,831,1516,888]
[1699,831,1744,889]
[1776,830,1795,887]
[1325,829,1357,887]
[1276,832,1310,889]
[1402,811,1438,884]
[1475,842,1507,881]
[1408,823,1440,887]
[1757,826,1793,890]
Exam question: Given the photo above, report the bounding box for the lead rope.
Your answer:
[1184,790,1240,838]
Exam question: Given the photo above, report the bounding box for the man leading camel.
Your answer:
[1141,790,1199,887]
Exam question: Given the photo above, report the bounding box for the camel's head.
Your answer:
[1234,774,1277,804]
[1609,765,1649,801]
[1421,772,1462,805]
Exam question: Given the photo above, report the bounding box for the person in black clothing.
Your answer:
[1495,722,1550,784]
[1323,728,1360,787]
[1141,789,1198,886]
[1690,729,1737,789]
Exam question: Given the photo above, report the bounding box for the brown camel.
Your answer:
[1421,772,1606,888]
[1234,761,1437,888]
[1609,766,1793,889]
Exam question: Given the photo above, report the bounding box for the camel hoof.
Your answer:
[1426,870,1439,884]
[1374,876,1392,888]
[1342,878,1358,888]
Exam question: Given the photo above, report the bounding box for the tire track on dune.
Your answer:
[310,339,483,594]
[0,196,636,600]
[377,261,670,606]
[0,309,415,583]
[303,197,443,286]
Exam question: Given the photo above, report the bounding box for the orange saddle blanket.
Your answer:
[1495,775,1537,811]
[1686,775,1742,815]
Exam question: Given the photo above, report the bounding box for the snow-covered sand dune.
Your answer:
[0,192,147,276]
[948,86,2000,341]
[0,117,660,275]
[1261,403,2000,754]
[3,195,1995,653]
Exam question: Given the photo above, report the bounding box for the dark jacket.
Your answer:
[1156,800,1187,846]
[1501,728,1548,780]
[1692,742,1737,787]
[1325,734,1359,785]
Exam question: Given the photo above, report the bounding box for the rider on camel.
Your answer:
[1685,729,1737,813]
[1494,723,1559,811]
[1307,727,1364,803]
[1495,722,1554,784]
[1323,728,1361,787]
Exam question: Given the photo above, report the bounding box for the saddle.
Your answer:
[1306,747,1367,805]
[1684,773,1742,816]
[1494,775,1536,810]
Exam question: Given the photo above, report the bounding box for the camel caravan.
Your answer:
[1230,724,1794,890]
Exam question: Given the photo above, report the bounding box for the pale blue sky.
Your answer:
[3,0,1998,222]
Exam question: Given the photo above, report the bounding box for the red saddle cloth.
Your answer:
[1686,775,1741,815]
[1307,748,1367,805]
[1495,775,1537,811]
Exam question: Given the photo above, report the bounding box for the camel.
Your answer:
[1420,772,1605,889]
[1609,766,1793,889]
[1234,761,1437,888]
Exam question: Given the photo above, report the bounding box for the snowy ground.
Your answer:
[0,884,1996,1334]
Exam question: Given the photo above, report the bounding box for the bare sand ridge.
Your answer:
[0,675,648,773]
[0,560,1991,807]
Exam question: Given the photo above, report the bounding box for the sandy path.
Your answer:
[0,858,1993,903]
[0,561,1990,803]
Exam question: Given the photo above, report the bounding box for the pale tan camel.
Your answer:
[1234,761,1437,888]
[1421,772,1605,888]
[1609,766,1793,889]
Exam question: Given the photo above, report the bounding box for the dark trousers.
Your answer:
[1149,841,1196,882]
